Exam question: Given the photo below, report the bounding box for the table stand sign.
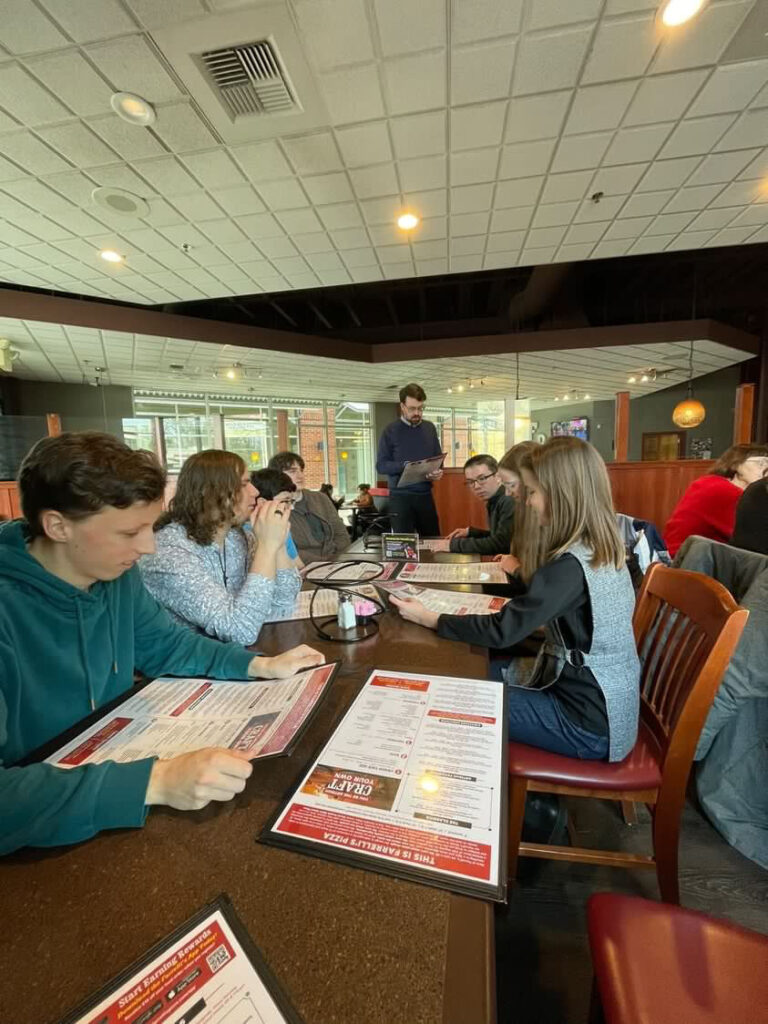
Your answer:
[381,533,420,561]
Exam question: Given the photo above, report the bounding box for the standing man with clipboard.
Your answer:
[377,383,444,536]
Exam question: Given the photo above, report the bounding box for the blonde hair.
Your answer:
[499,441,540,558]
[518,437,624,581]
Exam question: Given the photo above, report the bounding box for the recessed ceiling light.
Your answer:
[584,394,591,400]
[397,212,420,231]
[110,91,156,126]
[456,384,464,392]
[92,186,149,219]
[660,0,705,27]
[99,249,123,263]
[628,375,637,383]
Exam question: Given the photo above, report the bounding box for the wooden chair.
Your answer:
[507,564,748,903]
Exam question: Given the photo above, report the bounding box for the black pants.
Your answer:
[388,491,440,536]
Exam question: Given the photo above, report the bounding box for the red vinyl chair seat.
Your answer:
[508,720,663,791]
[587,892,768,1023]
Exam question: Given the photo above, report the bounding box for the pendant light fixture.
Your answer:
[672,340,706,428]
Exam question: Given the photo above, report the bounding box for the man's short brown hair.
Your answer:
[268,450,305,474]
[399,383,426,403]
[19,432,166,539]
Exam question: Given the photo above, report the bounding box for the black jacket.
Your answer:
[449,485,515,556]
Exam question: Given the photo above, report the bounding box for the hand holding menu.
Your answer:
[397,453,446,487]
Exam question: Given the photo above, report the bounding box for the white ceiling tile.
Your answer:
[257,236,298,259]
[451,253,483,271]
[0,132,71,175]
[374,0,445,57]
[121,226,175,251]
[526,225,566,248]
[665,229,715,250]
[152,103,218,154]
[628,234,675,254]
[274,208,324,235]
[450,102,507,151]
[513,26,592,95]
[349,163,399,199]
[317,202,364,230]
[335,122,393,168]
[412,239,447,261]
[582,14,658,84]
[319,63,387,123]
[709,179,764,207]
[623,69,709,126]
[88,115,166,160]
[505,93,571,146]
[589,163,648,196]
[368,223,403,246]
[381,51,447,116]
[552,132,612,173]
[646,211,696,235]
[27,51,113,117]
[289,231,333,253]
[730,203,768,226]
[401,189,447,218]
[618,190,674,216]
[451,212,490,236]
[238,212,285,238]
[592,238,631,257]
[341,246,378,268]
[662,184,723,213]
[296,171,353,205]
[256,179,310,210]
[43,170,98,207]
[687,207,740,230]
[294,0,375,69]
[449,148,500,185]
[450,234,486,255]
[232,142,294,183]
[520,245,557,265]
[688,60,768,117]
[329,227,370,249]
[708,224,757,246]
[484,251,519,269]
[391,112,446,159]
[209,185,265,216]
[37,123,118,168]
[716,108,768,151]
[540,170,593,203]
[575,194,626,221]
[1,0,67,54]
[123,0,206,29]
[495,176,543,207]
[486,230,525,251]
[450,183,495,213]
[269,255,310,277]
[282,133,343,175]
[376,243,411,264]
[451,40,517,105]
[415,257,449,276]
[652,1,755,74]
[348,264,383,282]
[199,219,245,245]
[452,0,523,44]
[603,123,674,165]
[85,36,182,105]
[556,242,594,261]
[688,148,759,186]
[528,0,602,30]
[659,114,735,158]
[604,216,653,239]
[360,195,401,224]
[532,201,579,227]
[38,0,135,42]
[564,81,638,135]
[499,139,556,178]
[412,214,448,241]
[491,206,533,231]
[0,64,70,125]
[183,150,245,190]
[637,156,702,191]
[398,155,447,191]
[134,156,199,195]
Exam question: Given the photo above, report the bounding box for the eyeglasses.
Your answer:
[464,472,496,488]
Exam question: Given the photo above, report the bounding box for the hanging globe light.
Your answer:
[672,340,706,429]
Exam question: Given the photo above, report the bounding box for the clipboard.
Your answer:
[396,453,446,487]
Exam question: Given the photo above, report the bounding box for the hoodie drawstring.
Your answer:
[75,601,96,712]
[106,587,118,676]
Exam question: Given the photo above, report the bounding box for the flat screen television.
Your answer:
[551,417,589,441]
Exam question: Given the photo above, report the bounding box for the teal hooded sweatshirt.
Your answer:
[0,519,255,855]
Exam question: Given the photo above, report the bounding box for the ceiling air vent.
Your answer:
[201,40,296,118]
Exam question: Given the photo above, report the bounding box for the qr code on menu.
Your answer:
[206,944,231,974]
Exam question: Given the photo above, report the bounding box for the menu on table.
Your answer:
[46,664,338,768]
[396,561,509,584]
[264,585,380,623]
[59,895,305,1024]
[261,669,507,901]
[377,579,509,615]
[301,560,398,582]
[418,538,451,552]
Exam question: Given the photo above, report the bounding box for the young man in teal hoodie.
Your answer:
[0,432,323,856]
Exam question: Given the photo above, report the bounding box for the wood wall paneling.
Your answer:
[733,383,755,443]
[433,469,488,536]
[0,482,21,519]
[607,460,713,531]
[614,391,630,463]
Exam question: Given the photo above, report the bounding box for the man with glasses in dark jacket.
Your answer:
[446,454,515,555]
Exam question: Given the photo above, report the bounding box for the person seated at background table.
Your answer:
[731,474,768,556]
[664,444,768,558]
[392,437,639,763]
[445,454,515,556]
[319,482,344,510]
[0,433,323,856]
[141,451,301,646]
[354,483,374,508]
[268,451,350,563]
[251,467,303,568]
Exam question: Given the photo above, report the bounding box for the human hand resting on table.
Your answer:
[493,553,521,575]
[389,595,440,630]
[146,747,253,811]
[446,527,469,540]
[249,645,324,678]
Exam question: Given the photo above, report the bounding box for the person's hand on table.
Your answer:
[426,468,444,481]
[390,595,440,630]
[146,747,253,811]
[493,553,521,575]
[446,527,469,540]
[430,538,451,552]
[249,645,324,678]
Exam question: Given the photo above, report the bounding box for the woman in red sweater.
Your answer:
[664,444,768,557]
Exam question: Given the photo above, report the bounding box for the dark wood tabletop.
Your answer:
[0,553,497,1024]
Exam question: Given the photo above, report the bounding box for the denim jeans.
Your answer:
[505,685,609,759]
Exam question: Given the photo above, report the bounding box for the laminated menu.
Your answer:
[377,579,509,615]
[59,895,305,1024]
[396,560,509,584]
[46,665,338,768]
[261,669,507,901]
[264,585,380,622]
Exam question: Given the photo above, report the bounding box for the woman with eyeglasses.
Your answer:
[664,443,768,558]
[140,450,301,645]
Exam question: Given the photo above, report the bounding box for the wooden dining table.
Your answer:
[0,549,498,1024]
